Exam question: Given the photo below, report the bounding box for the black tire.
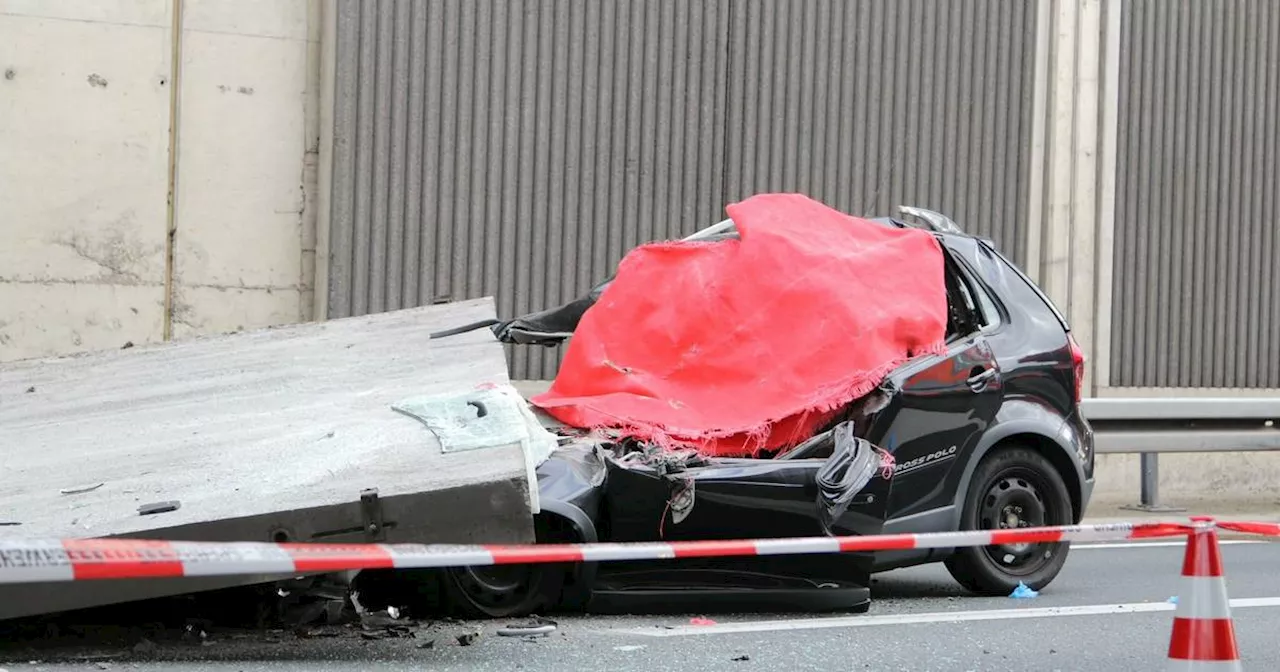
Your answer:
[944,446,1074,596]
[439,563,565,619]
[438,515,571,619]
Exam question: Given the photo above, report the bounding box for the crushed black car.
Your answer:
[430,204,1095,618]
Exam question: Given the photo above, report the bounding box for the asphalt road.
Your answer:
[4,538,1280,671]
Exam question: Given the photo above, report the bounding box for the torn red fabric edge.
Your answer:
[531,193,950,457]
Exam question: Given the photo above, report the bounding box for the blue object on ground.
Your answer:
[1009,582,1039,599]
[1168,596,1179,604]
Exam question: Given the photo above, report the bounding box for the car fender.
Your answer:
[948,399,1083,529]
[538,499,599,544]
[535,499,601,609]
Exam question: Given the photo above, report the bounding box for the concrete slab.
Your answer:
[0,296,532,542]
[0,297,536,619]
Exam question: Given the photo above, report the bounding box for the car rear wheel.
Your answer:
[944,446,1073,596]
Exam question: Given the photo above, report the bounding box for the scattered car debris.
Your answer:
[60,482,105,495]
[1009,582,1039,599]
[294,627,343,639]
[732,654,751,661]
[278,576,354,628]
[614,645,646,652]
[358,607,407,630]
[689,617,717,626]
[497,616,557,637]
[181,620,210,643]
[456,630,481,646]
[417,639,436,649]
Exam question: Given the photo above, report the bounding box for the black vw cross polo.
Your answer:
[428,207,1095,618]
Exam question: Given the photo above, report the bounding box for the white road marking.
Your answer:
[610,597,1280,638]
[1072,539,1265,550]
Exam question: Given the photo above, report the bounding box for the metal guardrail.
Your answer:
[1083,398,1280,512]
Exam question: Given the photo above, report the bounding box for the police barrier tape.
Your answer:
[0,521,1224,584]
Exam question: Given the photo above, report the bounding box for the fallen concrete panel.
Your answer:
[0,297,534,619]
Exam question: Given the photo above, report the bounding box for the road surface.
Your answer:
[3,538,1279,671]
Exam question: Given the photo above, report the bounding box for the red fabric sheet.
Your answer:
[530,193,950,457]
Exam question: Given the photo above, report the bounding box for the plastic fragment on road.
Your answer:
[1167,595,1178,604]
[531,193,950,458]
[689,617,717,626]
[1009,582,1039,599]
[497,617,558,637]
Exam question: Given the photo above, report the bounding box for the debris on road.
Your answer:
[1009,582,1039,599]
[497,616,558,637]
[456,630,481,646]
[294,627,343,639]
[689,617,717,626]
[614,645,646,652]
[732,654,751,661]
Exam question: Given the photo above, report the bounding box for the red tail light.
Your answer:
[1067,334,1086,402]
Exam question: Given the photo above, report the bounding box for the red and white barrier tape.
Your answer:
[1218,520,1280,537]
[0,521,1202,585]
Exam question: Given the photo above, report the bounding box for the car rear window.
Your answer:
[978,241,1071,332]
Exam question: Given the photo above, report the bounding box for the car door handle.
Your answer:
[967,367,997,390]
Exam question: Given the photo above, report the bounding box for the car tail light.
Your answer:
[1067,334,1086,402]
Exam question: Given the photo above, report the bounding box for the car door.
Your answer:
[865,246,1005,521]
[599,435,895,587]
[603,449,892,544]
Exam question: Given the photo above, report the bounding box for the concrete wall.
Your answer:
[0,0,320,362]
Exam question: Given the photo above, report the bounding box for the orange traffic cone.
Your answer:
[1166,516,1242,671]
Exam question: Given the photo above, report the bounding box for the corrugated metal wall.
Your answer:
[326,0,1039,380]
[1111,0,1279,388]
[720,0,1036,253]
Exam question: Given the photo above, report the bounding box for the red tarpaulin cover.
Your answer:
[530,193,950,457]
